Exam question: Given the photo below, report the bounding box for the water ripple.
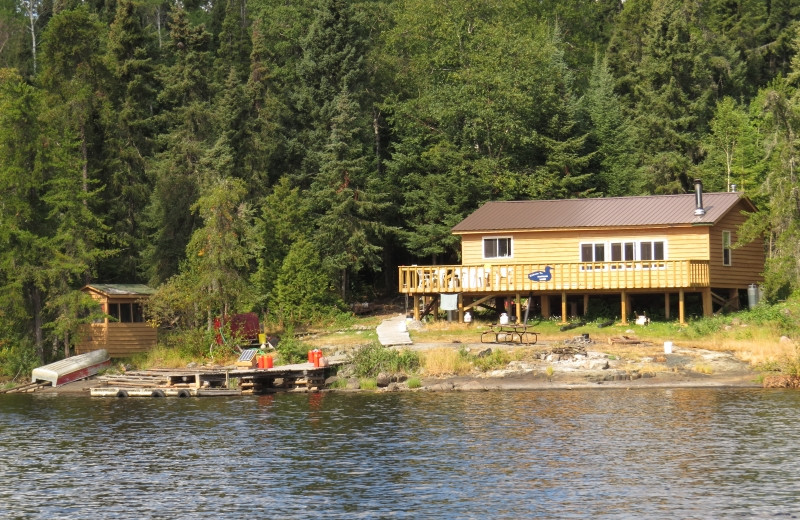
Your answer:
[2,388,800,519]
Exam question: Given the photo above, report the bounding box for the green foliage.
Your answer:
[348,342,420,378]
[406,376,422,389]
[0,340,39,380]
[273,330,311,365]
[471,349,512,373]
[358,378,378,390]
[6,0,800,355]
[272,238,346,327]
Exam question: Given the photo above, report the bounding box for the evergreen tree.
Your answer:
[38,5,111,204]
[311,89,391,300]
[0,68,48,361]
[293,0,368,185]
[0,68,110,363]
[273,237,343,327]
[740,76,800,298]
[251,176,311,314]
[143,5,215,285]
[580,53,637,196]
[102,0,159,281]
[183,176,255,319]
[214,0,251,84]
[383,1,593,260]
[608,0,740,193]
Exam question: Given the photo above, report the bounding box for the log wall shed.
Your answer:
[76,284,158,357]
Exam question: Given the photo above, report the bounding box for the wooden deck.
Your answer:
[90,359,345,397]
[399,261,710,295]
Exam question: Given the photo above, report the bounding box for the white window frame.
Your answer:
[580,239,668,269]
[722,230,732,266]
[483,236,513,260]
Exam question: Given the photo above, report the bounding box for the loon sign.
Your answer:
[528,266,553,282]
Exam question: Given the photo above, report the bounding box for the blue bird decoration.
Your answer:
[528,266,553,282]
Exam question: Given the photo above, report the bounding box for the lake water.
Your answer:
[1,388,799,519]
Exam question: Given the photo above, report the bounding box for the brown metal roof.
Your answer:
[451,192,752,233]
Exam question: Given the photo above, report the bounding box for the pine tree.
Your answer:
[143,5,215,285]
[311,89,391,300]
[580,53,637,196]
[102,0,159,281]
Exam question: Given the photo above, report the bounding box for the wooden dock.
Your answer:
[90,359,345,397]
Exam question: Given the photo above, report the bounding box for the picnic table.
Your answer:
[480,323,538,345]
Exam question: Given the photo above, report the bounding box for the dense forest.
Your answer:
[2,0,800,366]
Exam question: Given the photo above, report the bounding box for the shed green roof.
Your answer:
[84,284,156,296]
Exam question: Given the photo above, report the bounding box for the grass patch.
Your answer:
[472,349,512,372]
[692,363,714,375]
[348,342,420,378]
[406,376,422,389]
[329,377,349,389]
[359,378,378,390]
[421,347,473,376]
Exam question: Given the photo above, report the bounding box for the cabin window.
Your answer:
[106,302,145,323]
[580,243,605,262]
[611,242,635,261]
[108,303,120,321]
[722,231,732,266]
[483,237,512,259]
[582,240,666,265]
[639,241,665,261]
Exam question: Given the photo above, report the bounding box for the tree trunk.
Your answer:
[80,123,89,206]
[30,284,45,364]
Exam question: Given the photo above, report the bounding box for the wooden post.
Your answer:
[620,291,628,325]
[413,295,420,321]
[679,289,685,325]
[458,295,464,323]
[664,292,671,320]
[541,294,551,318]
[702,288,713,317]
[515,293,522,323]
[729,288,740,311]
[583,294,589,317]
[560,291,568,324]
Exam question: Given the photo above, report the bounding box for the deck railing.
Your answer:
[399,260,710,294]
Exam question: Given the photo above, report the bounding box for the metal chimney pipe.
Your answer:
[694,179,705,216]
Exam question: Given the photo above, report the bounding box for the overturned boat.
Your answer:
[31,350,111,387]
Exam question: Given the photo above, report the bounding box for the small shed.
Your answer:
[76,284,158,357]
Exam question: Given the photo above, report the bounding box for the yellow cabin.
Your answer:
[398,182,765,325]
[76,284,158,357]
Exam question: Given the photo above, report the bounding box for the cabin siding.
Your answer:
[460,226,711,265]
[76,322,157,357]
[708,201,765,288]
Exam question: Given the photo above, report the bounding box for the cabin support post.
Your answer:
[541,295,551,318]
[729,288,740,311]
[583,294,589,317]
[515,293,522,323]
[679,289,686,325]
[664,293,671,320]
[702,288,713,318]
[412,295,420,321]
[560,291,568,324]
[620,291,628,325]
[458,295,464,323]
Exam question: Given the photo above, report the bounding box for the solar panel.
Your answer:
[237,348,258,362]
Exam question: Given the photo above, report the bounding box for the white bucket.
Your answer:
[664,341,673,354]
